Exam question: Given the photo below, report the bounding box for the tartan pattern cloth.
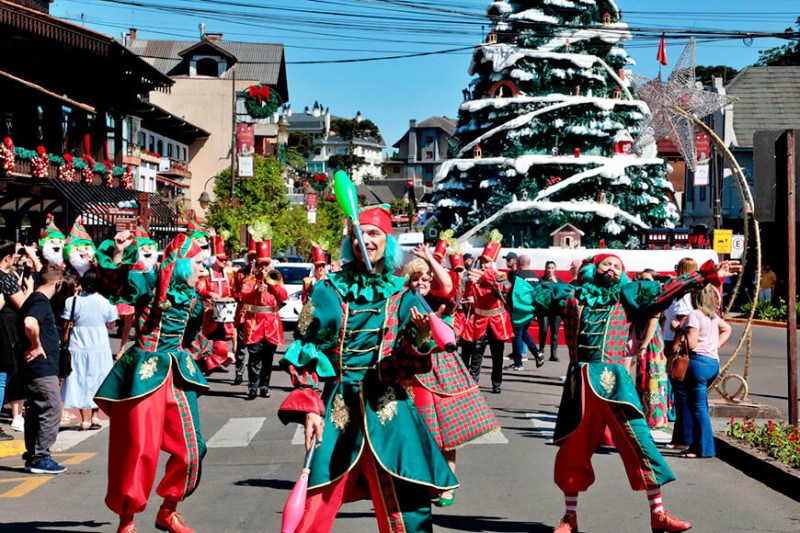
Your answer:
[172,384,200,497]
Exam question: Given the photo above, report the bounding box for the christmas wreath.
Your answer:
[310,173,329,192]
[243,85,279,119]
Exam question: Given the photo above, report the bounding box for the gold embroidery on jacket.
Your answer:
[139,356,158,380]
[331,393,350,431]
[600,367,616,394]
[377,387,398,425]
[185,354,196,376]
[298,301,315,337]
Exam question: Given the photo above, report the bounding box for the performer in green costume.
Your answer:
[511,253,740,533]
[278,204,457,533]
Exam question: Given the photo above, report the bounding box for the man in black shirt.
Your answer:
[507,254,544,370]
[19,264,66,474]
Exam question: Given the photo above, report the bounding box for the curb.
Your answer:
[714,433,800,502]
[727,318,795,329]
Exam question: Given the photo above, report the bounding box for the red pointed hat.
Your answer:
[592,253,625,270]
[256,240,272,263]
[311,245,327,266]
[358,205,393,235]
[187,213,207,234]
[479,229,503,263]
[212,235,228,260]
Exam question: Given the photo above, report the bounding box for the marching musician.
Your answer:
[240,239,287,400]
[301,242,328,304]
[195,235,236,374]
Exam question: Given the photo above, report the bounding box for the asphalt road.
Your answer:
[0,326,798,532]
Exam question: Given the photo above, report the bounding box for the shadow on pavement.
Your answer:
[433,515,550,532]
[1,521,111,532]
[234,478,295,490]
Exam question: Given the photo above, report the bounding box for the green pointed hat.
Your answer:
[38,215,66,248]
[64,216,96,257]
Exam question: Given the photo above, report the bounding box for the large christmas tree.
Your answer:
[433,0,679,249]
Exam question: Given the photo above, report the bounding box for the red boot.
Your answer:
[651,510,692,533]
[155,507,195,533]
[116,524,136,533]
[553,513,579,533]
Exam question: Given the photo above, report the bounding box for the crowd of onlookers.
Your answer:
[0,240,116,473]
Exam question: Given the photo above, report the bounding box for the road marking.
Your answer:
[0,477,52,498]
[207,417,266,448]
[292,424,509,445]
[0,440,26,460]
[52,452,96,466]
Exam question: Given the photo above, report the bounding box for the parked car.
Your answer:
[274,254,304,263]
[274,263,314,323]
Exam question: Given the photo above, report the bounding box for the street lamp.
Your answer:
[198,191,211,210]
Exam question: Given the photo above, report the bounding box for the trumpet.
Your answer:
[266,269,283,286]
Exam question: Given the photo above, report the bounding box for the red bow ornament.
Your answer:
[248,85,272,106]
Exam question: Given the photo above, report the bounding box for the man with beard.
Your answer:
[38,215,65,268]
[512,253,741,533]
[277,204,457,532]
[63,217,96,278]
[95,223,159,359]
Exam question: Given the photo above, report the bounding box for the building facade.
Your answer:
[386,117,457,187]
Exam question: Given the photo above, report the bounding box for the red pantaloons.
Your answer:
[296,446,431,533]
[105,371,204,517]
[554,377,665,494]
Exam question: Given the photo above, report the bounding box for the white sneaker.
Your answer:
[10,418,24,432]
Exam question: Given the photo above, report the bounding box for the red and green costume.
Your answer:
[95,234,212,520]
[278,264,458,533]
[512,260,720,493]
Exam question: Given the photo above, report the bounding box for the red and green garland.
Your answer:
[243,85,279,119]
[100,160,114,187]
[1,137,14,174]
[59,154,76,182]
[118,165,134,189]
[31,146,50,178]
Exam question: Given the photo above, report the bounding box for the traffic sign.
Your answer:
[731,234,745,260]
[713,229,733,254]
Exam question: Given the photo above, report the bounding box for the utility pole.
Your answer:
[711,112,723,229]
[787,129,798,426]
[230,67,237,200]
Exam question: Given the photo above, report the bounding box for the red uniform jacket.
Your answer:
[195,268,236,340]
[241,274,288,346]
[461,267,513,342]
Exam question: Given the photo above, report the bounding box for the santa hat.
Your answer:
[591,253,625,270]
[212,235,228,260]
[134,222,157,249]
[310,241,327,266]
[479,229,503,263]
[156,233,202,310]
[357,204,393,235]
[256,240,272,263]
[433,229,454,262]
[64,216,95,255]
[38,215,65,248]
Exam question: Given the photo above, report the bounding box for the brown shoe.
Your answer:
[155,508,195,533]
[553,513,578,533]
[651,510,692,533]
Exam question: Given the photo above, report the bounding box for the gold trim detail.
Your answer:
[376,386,398,425]
[331,393,350,431]
[139,356,158,380]
[185,353,196,376]
[600,367,616,394]
[297,300,315,337]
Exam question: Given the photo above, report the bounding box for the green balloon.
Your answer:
[333,170,359,220]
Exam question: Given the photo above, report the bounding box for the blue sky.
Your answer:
[51,0,798,150]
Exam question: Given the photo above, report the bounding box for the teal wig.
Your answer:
[339,234,404,273]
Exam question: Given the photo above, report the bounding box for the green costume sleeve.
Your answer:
[95,239,138,269]
[620,261,717,315]
[511,281,572,327]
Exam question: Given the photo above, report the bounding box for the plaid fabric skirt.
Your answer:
[410,350,500,451]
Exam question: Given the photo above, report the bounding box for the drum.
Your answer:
[212,298,237,324]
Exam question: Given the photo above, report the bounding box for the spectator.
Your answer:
[463,253,474,271]
[682,284,731,458]
[664,258,697,449]
[757,264,777,303]
[0,240,32,433]
[569,258,582,283]
[506,254,543,370]
[0,292,11,441]
[504,251,519,271]
[60,271,118,431]
[19,264,67,474]
[538,260,563,362]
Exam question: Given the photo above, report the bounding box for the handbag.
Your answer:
[667,334,690,381]
[59,297,77,378]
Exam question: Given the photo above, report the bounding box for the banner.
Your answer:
[237,123,255,178]
[238,155,254,178]
[694,163,710,187]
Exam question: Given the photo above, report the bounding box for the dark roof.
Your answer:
[393,116,457,148]
[131,99,210,144]
[726,66,800,148]
[356,180,423,205]
[125,38,288,102]
[178,40,237,62]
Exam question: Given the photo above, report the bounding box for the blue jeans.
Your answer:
[0,371,6,409]
[685,353,720,457]
[512,319,540,366]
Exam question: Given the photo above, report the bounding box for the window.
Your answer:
[699,186,706,202]
[196,58,219,77]
[425,136,434,145]
[167,144,173,158]
[157,139,163,156]
[148,135,155,153]
[182,147,187,161]
[337,148,348,155]
[425,151,434,159]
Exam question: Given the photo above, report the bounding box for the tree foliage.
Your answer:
[206,156,344,259]
[286,132,318,170]
[695,65,739,85]
[330,118,381,143]
[756,18,800,66]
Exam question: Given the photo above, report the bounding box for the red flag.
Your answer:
[657,33,668,66]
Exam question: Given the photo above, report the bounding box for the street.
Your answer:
[1,324,799,532]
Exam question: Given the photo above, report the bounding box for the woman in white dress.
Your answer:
[61,271,118,430]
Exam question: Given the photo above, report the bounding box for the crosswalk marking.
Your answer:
[0,476,52,498]
[291,424,509,445]
[526,412,673,445]
[207,417,266,448]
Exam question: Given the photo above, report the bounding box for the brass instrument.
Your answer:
[266,269,283,286]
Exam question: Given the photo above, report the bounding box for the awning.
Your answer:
[0,68,95,113]
[48,179,176,219]
[157,175,190,189]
